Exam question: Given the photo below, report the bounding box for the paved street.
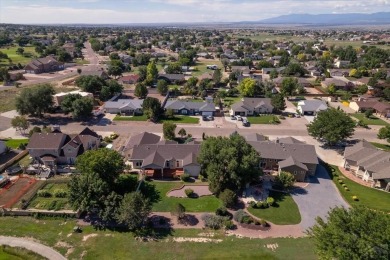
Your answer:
[0,236,66,260]
[291,165,350,231]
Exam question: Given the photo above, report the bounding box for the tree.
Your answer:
[283,63,306,77]
[356,84,368,95]
[178,128,187,138]
[219,189,237,208]
[137,66,147,82]
[156,79,168,96]
[327,84,336,96]
[16,47,24,55]
[72,98,93,119]
[280,77,298,98]
[307,108,355,145]
[171,203,186,221]
[75,75,105,94]
[116,192,152,230]
[15,84,55,117]
[238,78,257,97]
[307,206,390,260]
[142,97,161,122]
[383,87,390,101]
[271,93,286,113]
[212,69,222,85]
[165,108,174,119]
[274,171,295,190]
[198,133,261,194]
[61,94,82,113]
[11,116,29,134]
[146,60,158,85]
[165,62,182,74]
[365,108,374,118]
[270,69,278,79]
[378,125,390,143]
[163,122,176,140]
[108,65,123,79]
[134,82,148,99]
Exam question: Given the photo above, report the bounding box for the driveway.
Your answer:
[0,236,66,260]
[291,164,349,231]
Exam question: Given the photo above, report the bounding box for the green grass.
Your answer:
[370,142,390,151]
[351,113,389,126]
[0,245,45,260]
[192,60,223,77]
[28,182,71,211]
[0,46,38,65]
[326,164,390,213]
[5,139,29,149]
[160,116,199,124]
[113,114,149,121]
[248,191,302,225]
[149,181,221,212]
[248,115,280,124]
[75,58,90,65]
[0,217,317,259]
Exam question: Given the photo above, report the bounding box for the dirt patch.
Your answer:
[82,233,98,242]
[172,237,222,243]
[167,185,212,198]
[55,240,74,257]
[0,177,37,208]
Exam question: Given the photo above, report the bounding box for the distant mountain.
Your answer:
[257,12,390,25]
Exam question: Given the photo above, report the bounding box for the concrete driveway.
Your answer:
[291,164,349,231]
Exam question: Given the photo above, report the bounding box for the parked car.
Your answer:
[207,116,214,121]
[242,118,250,127]
[230,115,236,120]
[235,115,242,121]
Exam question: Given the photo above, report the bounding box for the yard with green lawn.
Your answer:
[113,114,149,121]
[326,164,390,213]
[247,191,301,225]
[160,115,199,124]
[0,216,317,259]
[148,181,221,212]
[0,245,44,260]
[371,142,390,151]
[0,46,38,65]
[5,139,29,149]
[75,58,90,65]
[191,59,223,77]
[248,115,280,124]
[28,182,71,211]
[351,113,389,126]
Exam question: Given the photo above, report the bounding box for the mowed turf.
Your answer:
[0,46,38,65]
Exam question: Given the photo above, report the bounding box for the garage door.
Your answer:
[202,111,213,116]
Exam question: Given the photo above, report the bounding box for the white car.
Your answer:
[235,115,242,121]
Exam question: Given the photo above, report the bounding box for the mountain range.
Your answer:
[256,12,390,25]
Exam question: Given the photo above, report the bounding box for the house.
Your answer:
[118,74,140,84]
[328,69,350,77]
[231,66,251,74]
[373,102,390,118]
[164,100,216,116]
[262,67,286,75]
[118,53,133,64]
[237,73,262,84]
[230,98,273,116]
[80,70,109,79]
[26,127,100,171]
[104,99,144,115]
[334,60,351,68]
[126,133,201,178]
[0,140,6,155]
[273,77,312,88]
[24,56,64,74]
[53,90,94,107]
[157,74,185,84]
[246,136,318,182]
[297,100,328,115]
[343,140,390,191]
[349,100,390,117]
[321,78,349,89]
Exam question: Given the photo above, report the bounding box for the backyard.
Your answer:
[370,142,390,151]
[327,164,390,213]
[191,59,223,77]
[148,181,222,212]
[247,115,280,124]
[247,191,301,225]
[5,139,29,149]
[351,113,389,126]
[0,216,317,259]
[28,181,71,211]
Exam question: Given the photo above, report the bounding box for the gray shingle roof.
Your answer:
[298,100,327,112]
[164,100,216,112]
[104,99,143,110]
[279,156,308,171]
[231,98,273,112]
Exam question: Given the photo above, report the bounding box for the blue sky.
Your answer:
[0,0,390,24]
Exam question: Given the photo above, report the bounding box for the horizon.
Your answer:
[1,0,390,24]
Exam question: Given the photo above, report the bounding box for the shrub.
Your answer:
[266,197,275,206]
[219,189,237,208]
[37,190,52,198]
[201,214,229,230]
[279,115,286,120]
[180,173,191,182]
[54,189,67,198]
[249,201,256,208]
[338,180,344,184]
[233,209,247,223]
[352,196,359,201]
[224,220,235,230]
[215,206,230,218]
[256,201,264,209]
[103,136,112,143]
[18,143,26,150]
[184,188,194,198]
[110,133,119,139]
[260,219,268,227]
[241,215,253,224]
[342,184,347,188]
[274,171,295,190]
[345,187,350,191]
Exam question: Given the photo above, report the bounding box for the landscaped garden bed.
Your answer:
[28,181,71,211]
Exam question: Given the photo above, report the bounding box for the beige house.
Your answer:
[230,98,274,116]
[53,90,94,107]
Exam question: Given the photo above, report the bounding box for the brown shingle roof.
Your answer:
[27,132,66,150]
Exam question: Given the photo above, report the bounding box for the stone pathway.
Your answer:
[0,236,66,260]
[167,185,212,198]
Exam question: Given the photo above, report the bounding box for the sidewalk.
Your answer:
[338,166,371,187]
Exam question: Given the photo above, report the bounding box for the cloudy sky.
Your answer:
[0,0,389,24]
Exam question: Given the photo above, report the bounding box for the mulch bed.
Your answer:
[239,223,271,231]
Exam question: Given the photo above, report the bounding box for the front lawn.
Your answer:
[247,115,280,124]
[247,191,301,225]
[351,113,389,126]
[148,181,221,212]
[160,116,199,124]
[191,59,223,77]
[0,217,317,259]
[28,182,71,211]
[5,139,29,149]
[113,114,149,121]
[326,164,390,213]
[370,142,390,151]
[0,245,44,260]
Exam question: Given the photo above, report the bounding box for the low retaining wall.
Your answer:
[0,208,78,218]
[0,150,28,173]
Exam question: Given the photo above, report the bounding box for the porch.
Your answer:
[143,168,185,179]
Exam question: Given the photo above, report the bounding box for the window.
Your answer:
[260,162,266,168]
[166,161,170,167]
[176,161,180,167]
[135,161,142,167]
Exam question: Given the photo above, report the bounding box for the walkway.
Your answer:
[0,236,66,260]
[291,165,350,231]
[338,166,371,187]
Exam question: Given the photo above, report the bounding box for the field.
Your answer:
[0,46,38,65]
[247,191,301,225]
[5,139,29,149]
[0,245,45,260]
[28,182,71,211]
[0,216,317,259]
[351,113,389,126]
[248,115,280,124]
[149,181,222,212]
[192,59,223,77]
[327,164,390,213]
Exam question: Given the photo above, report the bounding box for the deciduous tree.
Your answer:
[271,93,286,113]
[134,82,148,99]
[11,116,29,134]
[157,79,168,96]
[238,78,256,97]
[378,125,390,143]
[15,84,55,117]
[163,122,176,140]
[116,192,152,230]
[142,97,161,122]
